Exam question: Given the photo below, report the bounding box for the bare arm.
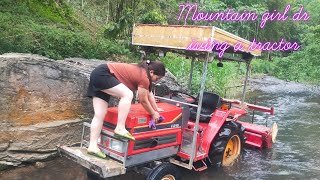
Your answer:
[148,91,159,111]
[138,87,160,120]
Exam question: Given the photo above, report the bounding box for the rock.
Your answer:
[34,162,46,169]
[0,53,184,167]
[155,70,183,96]
[0,53,94,126]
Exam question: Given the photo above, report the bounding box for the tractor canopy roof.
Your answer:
[132,24,261,63]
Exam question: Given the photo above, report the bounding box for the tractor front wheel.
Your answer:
[146,163,181,180]
[208,121,245,167]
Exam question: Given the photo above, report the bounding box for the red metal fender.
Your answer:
[180,108,248,161]
[177,109,230,161]
[200,107,249,156]
[200,109,230,158]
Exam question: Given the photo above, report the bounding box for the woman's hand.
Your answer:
[152,111,160,121]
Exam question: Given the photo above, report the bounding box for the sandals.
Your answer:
[87,150,108,159]
[114,132,135,141]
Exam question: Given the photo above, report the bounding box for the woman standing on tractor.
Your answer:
[86,60,165,158]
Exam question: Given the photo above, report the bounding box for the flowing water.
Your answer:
[181,76,320,180]
[1,76,320,180]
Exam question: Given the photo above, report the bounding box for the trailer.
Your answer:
[58,24,278,180]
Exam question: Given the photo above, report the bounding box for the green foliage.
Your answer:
[162,53,244,97]
[306,0,320,25]
[27,0,75,25]
[104,9,134,39]
[268,0,320,84]
[140,10,167,24]
[251,59,275,74]
[0,0,319,85]
[0,0,130,60]
[103,22,122,39]
[273,25,320,83]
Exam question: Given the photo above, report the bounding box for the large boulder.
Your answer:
[0,53,183,167]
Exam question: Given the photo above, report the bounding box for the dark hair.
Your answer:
[138,60,166,91]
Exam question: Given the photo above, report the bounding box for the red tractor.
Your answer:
[58,24,278,180]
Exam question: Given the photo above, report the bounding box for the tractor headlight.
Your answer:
[108,138,125,153]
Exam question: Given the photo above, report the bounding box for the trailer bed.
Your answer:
[58,146,126,178]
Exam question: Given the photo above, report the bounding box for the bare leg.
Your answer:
[101,83,133,135]
[88,97,108,153]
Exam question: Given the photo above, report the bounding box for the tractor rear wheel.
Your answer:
[146,162,181,180]
[208,121,245,167]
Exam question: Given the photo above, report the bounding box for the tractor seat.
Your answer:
[190,92,221,123]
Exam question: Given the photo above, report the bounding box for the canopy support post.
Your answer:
[241,62,250,104]
[188,53,210,169]
[188,57,196,93]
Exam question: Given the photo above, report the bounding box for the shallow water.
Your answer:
[1,76,320,180]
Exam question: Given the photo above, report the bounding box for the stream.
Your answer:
[1,76,319,180]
